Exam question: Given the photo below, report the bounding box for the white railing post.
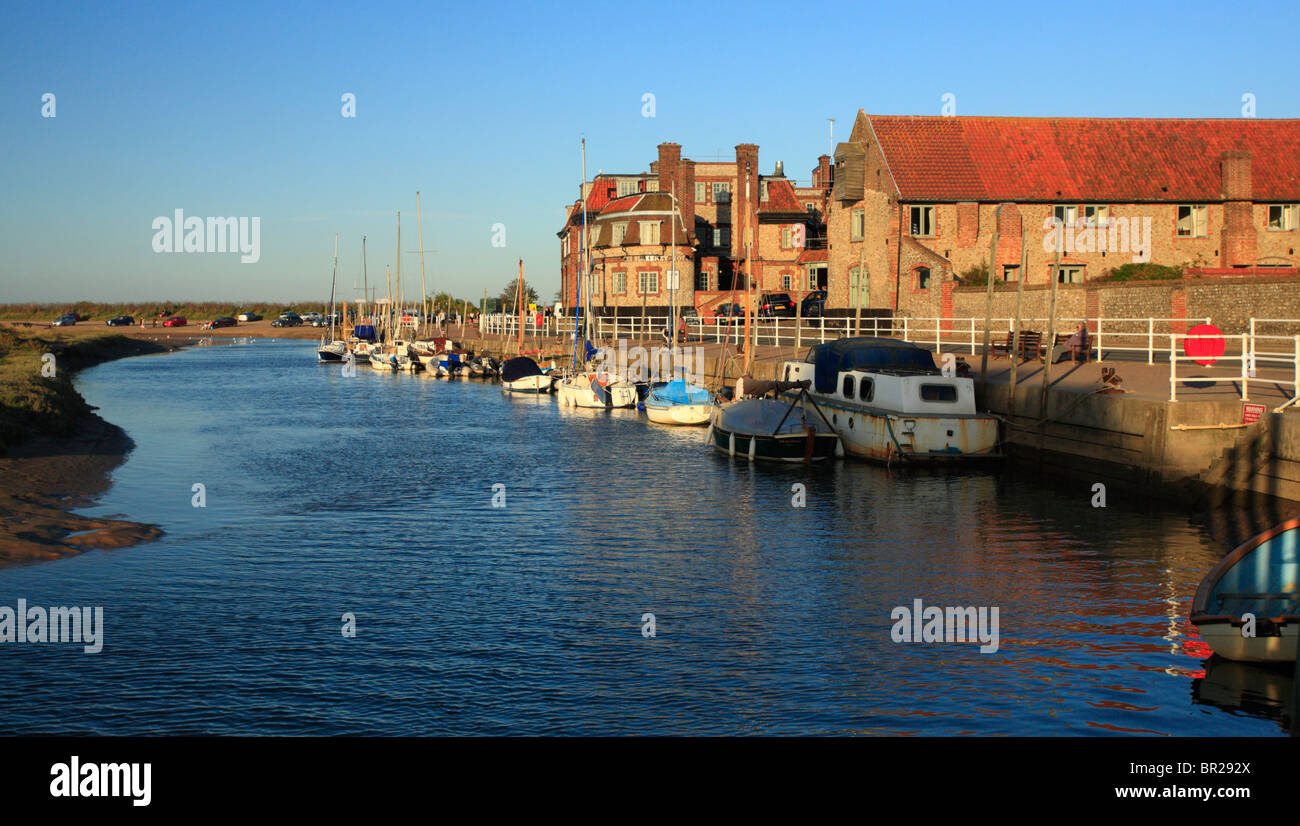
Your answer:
[820,317,825,343]
[969,317,976,355]
[1147,317,1154,364]
[1096,317,1103,362]
[935,317,942,356]
[1169,334,1177,402]
[1241,333,1249,401]
[903,317,909,342]
[1293,335,1300,402]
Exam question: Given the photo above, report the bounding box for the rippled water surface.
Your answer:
[0,339,1288,735]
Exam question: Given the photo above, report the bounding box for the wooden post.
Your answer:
[1039,238,1062,419]
[979,204,1003,384]
[1007,228,1028,413]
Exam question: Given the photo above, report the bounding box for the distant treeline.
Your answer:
[0,297,482,321]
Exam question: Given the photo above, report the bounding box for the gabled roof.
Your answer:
[861,113,1300,202]
[758,178,809,215]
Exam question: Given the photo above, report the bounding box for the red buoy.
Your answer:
[1184,323,1225,366]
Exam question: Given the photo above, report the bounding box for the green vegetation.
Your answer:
[957,263,990,287]
[0,329,116,451]
[1093,262,1187,282]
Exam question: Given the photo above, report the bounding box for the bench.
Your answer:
[991,330,1042,362]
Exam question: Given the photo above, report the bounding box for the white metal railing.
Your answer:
[1168,332,1300,407]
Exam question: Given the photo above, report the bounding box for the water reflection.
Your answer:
[0,339,1281,735]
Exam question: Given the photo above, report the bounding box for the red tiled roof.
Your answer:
[758,178,808,214]
[599,194,644,214]
[865,115,1300,201]
[796,249,828,263]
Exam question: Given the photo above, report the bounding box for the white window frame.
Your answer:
[1053,204,1079,226]
[781,273,791,290]
[1056,265,1084,284]
[915,266,931,290]
[695,182,706,203]
[639,221,660,245]
[1267,204,1298,231]
[712,182,730,203]
[612,222,628,245]
[1083,205,1110,227]
[614,271,627,294]
[1176,205,1207,238]
[638,271,659,294]
[616,179,639,197]
[909,205,934,237]
[852,208,865,241]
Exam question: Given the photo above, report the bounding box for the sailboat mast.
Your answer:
[416,191,428,337]
[328,232,338,340]
[385,264,393,346]
[743,163,752,374]
[517,259,525,352]
[577,138,587,367]
[395,212,402,336]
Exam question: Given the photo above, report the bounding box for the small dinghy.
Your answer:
[1191,517,1300,663]
[707,380,842,462]
[644,378,713,425]
[501,356,555,393]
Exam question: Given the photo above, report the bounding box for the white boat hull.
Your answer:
[557,377,636,408]
[797,398,1000,463]
[503,375,554,393]
[644,402,712,425]
[1196,621,1299,663]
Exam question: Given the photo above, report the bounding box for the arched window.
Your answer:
[916,267,932,290]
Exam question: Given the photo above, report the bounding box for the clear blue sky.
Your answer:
[1,0,1296,303]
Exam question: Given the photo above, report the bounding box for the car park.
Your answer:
[105,315,135,326]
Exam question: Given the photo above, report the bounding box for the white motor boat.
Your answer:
[779,337,1000,464]
[501,356,555,393]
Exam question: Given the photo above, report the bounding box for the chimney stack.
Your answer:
[734,143,759,263]
[1220,150,1255,267]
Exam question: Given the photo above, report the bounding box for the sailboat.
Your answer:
[318,233,348,362]
[555,139,638,409]
[644,376,714,424]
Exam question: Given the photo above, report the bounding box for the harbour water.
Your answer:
[0,339,1289,735]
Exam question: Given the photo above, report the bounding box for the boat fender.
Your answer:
[729,432,735,457]
[748,435,756,462]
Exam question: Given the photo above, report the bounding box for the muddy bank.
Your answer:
[0,330,179,567]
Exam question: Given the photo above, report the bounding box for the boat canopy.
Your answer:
[651,378,712,405]
[353,324,377,342]
[501,356,543,382]
[805,337,938,393]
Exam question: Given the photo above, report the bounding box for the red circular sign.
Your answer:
[1184,323,1225,366]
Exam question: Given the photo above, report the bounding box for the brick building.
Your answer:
[829,111,1300,319]
[559,142,831,316]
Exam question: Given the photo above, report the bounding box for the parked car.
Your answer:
[236,311,262,322]
[301,312,323,324]
[712,303,744,323]
[211,316,237,328]
[105,315,134,326]
[52,313,77,326]
[757,292,796,318]
[800,289,828,318]
[163,316,187,327]
[271,314,303,328]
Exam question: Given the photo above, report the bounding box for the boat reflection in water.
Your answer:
[1192,657,1297,734]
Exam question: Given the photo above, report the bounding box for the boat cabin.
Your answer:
[780,338,978,417]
